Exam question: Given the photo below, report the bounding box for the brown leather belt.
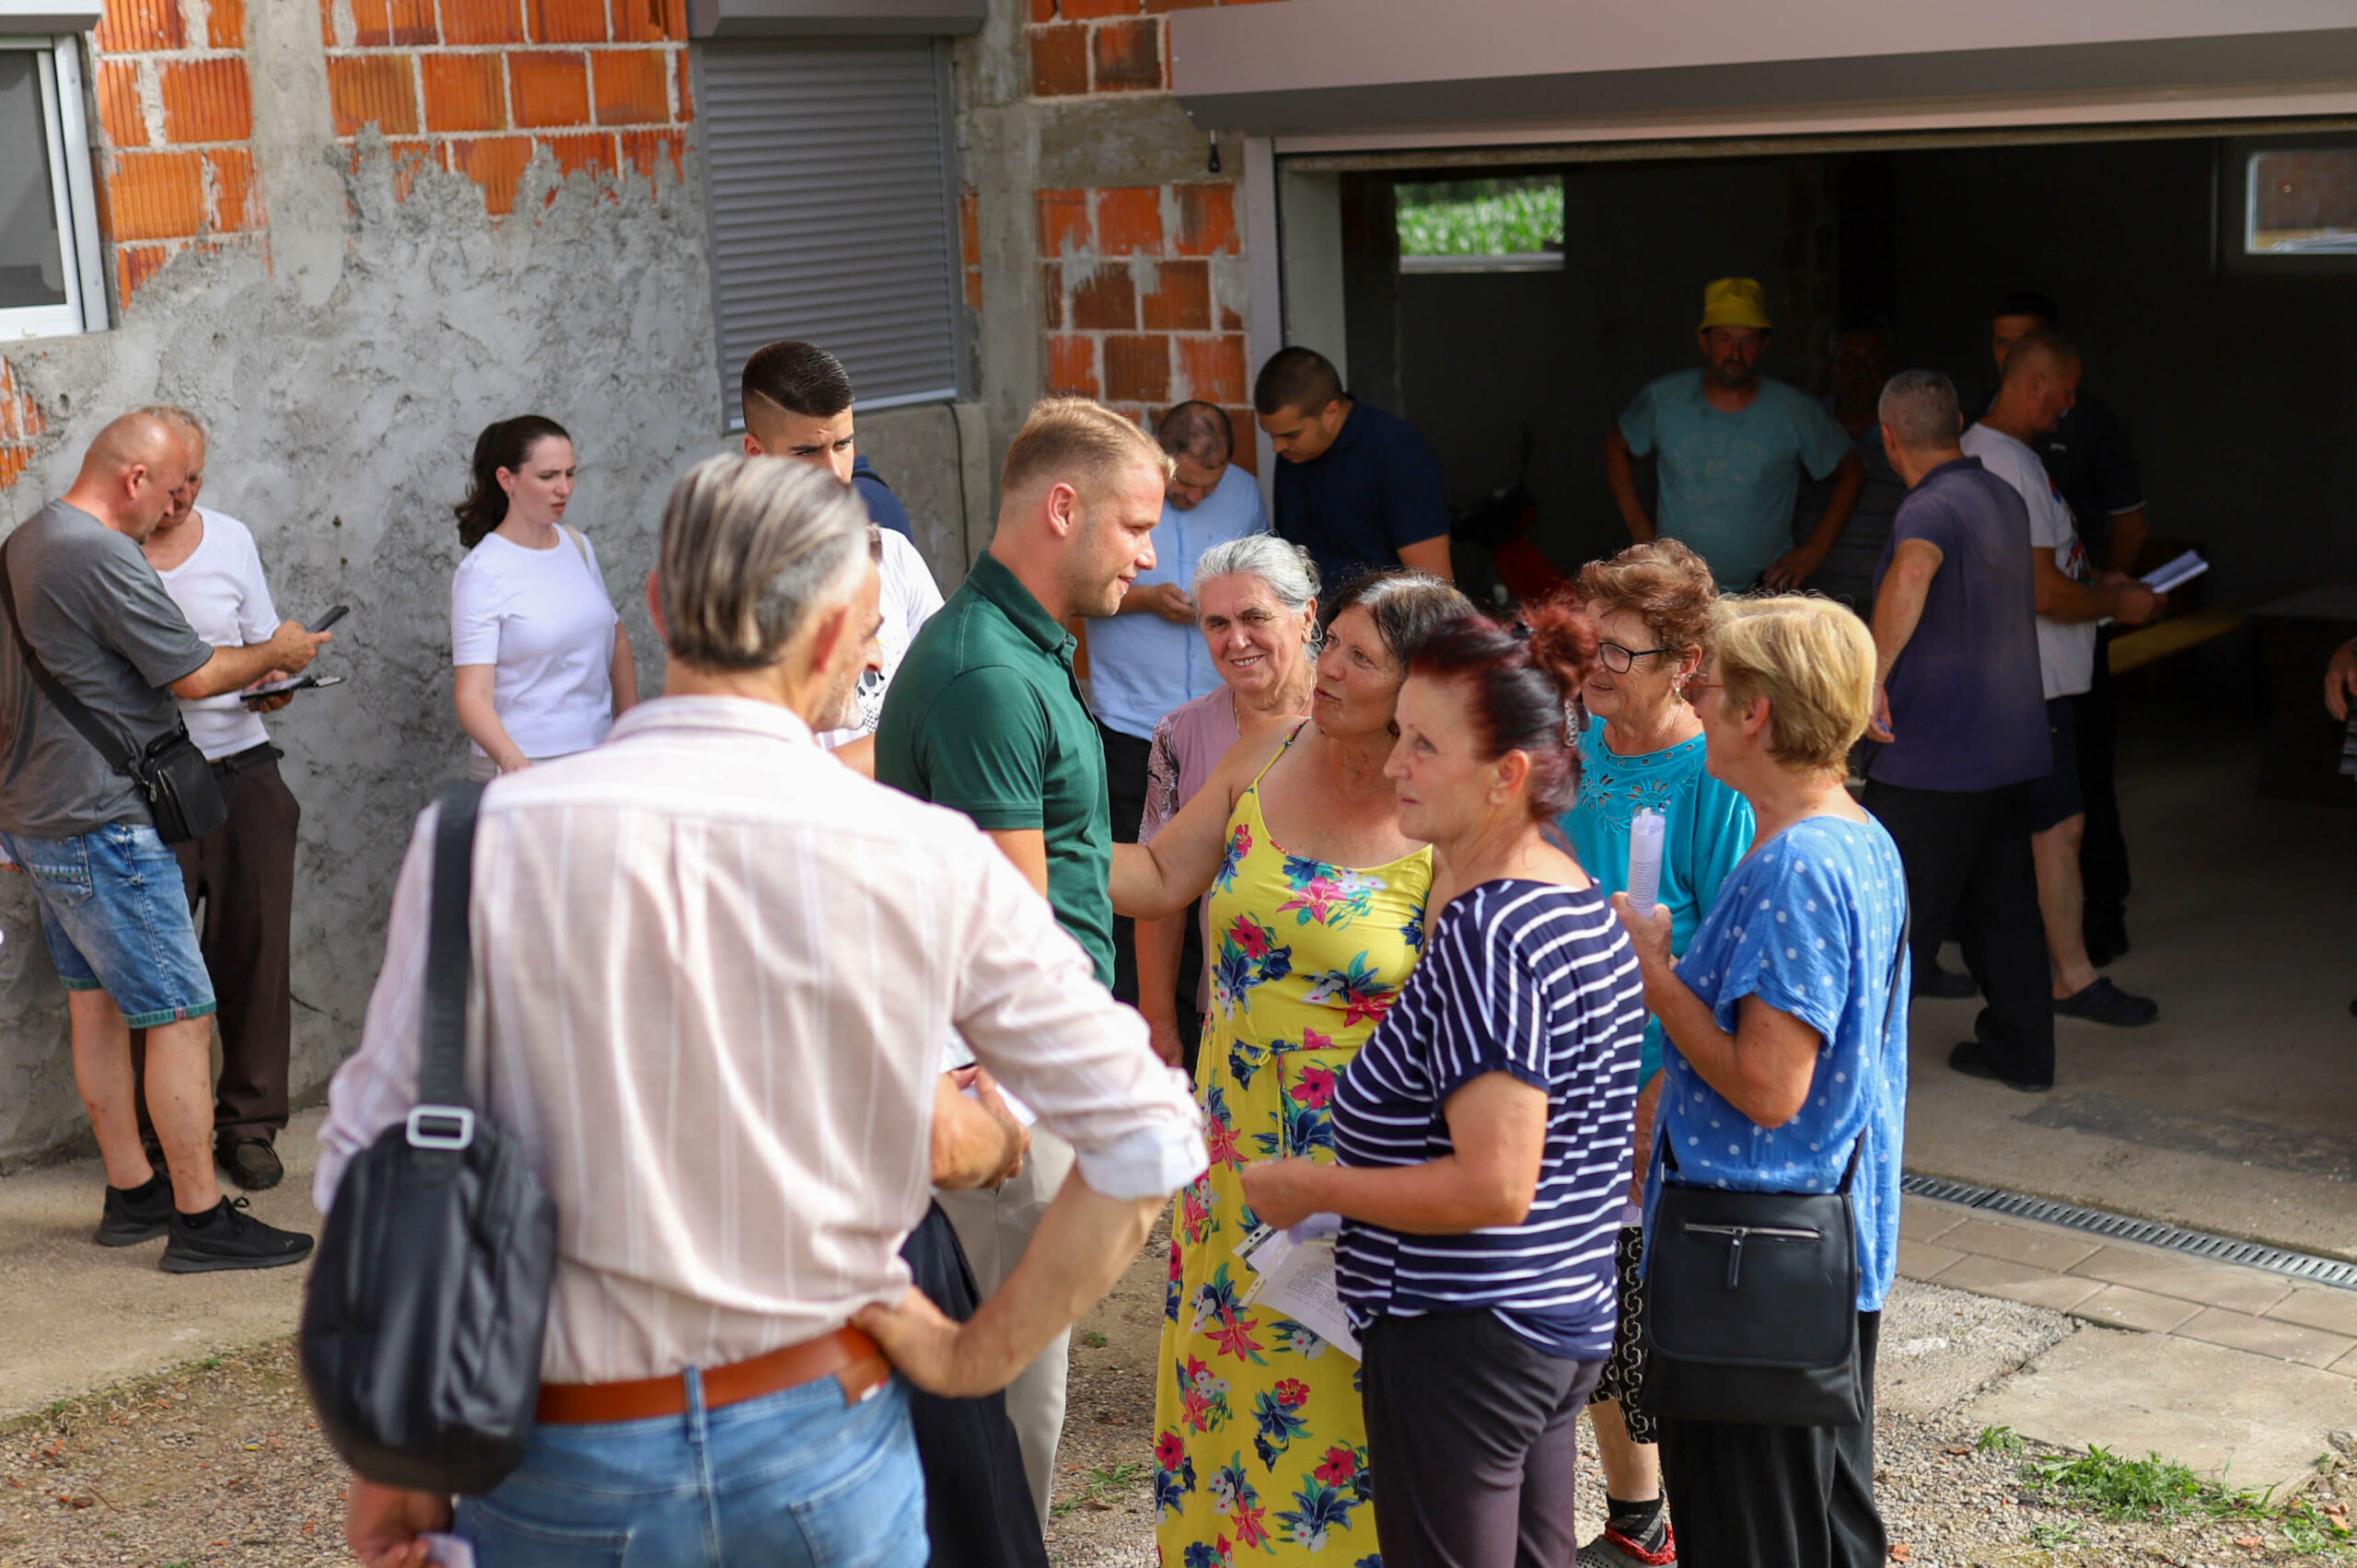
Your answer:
[535,1325,890,1424]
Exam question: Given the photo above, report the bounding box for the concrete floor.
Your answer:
[1903,705,2357,1259]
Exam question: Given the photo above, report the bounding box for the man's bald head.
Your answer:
[68,412,190,540]
[1998,327,2074,389]
[136,405,208,531]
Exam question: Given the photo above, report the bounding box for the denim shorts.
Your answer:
[457,1368,927,1566]
[1,821,215,1028]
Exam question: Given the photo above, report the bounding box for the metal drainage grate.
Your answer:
[1900,1172,2357,1293]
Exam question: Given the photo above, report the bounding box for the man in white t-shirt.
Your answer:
[135,407,309,1193]
[738,341,944,774]
[1960,334,2161,1031]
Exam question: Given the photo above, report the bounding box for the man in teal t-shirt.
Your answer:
[1605,277,1864,592]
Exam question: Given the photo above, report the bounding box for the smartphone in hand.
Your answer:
[309,605,349,633]
[240,672,346,706]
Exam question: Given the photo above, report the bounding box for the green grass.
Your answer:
[1049,1461,1150,1517]
[1396,179,1563,257]
[1976,1423,2025,1455]
[2026,1518,2084,1548]
[1078,1330,1109,1349]
[2020,1446,2354,1556]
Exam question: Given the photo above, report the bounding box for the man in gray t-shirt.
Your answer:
[0,411,327,1272]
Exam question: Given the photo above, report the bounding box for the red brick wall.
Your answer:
[90,0,261,308]
[1038,183,1253,470]
[1025,0,1279,99]
[0,362,47,492]
[318,0,691,217]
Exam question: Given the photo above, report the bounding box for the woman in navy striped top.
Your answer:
[1243,606,1644,1568]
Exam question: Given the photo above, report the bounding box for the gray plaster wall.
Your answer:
[0,0,736,1165]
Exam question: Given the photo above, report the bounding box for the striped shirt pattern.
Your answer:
[1331,878,1644,1358]
[315,697,1205,1385]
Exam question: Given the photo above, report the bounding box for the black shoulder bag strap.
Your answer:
[408,780,488,1155]
[0,538,141,775]
[1831,900,1912,1194]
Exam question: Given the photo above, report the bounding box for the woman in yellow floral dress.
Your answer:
[1112,571,1471,1568]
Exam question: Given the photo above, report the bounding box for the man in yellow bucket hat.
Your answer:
[1604,277,1864,592]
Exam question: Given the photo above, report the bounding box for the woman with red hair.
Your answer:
[1244,602,1646,1568]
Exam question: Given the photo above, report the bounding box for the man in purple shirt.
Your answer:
[1860,369,2058,1092]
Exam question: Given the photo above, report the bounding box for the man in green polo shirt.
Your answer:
[875,396,1171,1525]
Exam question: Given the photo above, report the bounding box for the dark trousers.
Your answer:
[1361,1311,1604,1568]
[1862,779,2054,1085]
[133,750,299,1143]
[1099,721,1151,1007]
[1658,1313,1886,1568]
[899,1203,1050,1568]
[2076,633,2131,947]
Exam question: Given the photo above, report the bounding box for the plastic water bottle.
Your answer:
[1627,808,1666,919]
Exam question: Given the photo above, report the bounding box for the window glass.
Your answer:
[2246,149,2357,256]
[0,52,67,311]
[1395,176,1564,269]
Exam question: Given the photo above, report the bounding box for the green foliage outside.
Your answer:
[1395,178,1564,257]
[2019,1446,2353,1555]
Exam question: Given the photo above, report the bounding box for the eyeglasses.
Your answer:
[1596,641,1675,674]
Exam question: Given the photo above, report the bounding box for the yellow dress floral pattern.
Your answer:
[1155,734,1433,1568]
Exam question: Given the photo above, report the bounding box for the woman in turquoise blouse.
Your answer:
[1555,539,1753,1568]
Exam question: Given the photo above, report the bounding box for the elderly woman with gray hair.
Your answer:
[1133,533,1322,1068]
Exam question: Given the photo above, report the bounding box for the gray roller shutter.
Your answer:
[699,38,962,424]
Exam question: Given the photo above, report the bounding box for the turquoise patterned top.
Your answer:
[1559,715,1756,1080]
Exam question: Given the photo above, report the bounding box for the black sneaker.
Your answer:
[1917,961,1978,1000]
[2052,977,2158,1028]
[96,1176,175,1247]
[160,1197,314,1274]
[215,1136,284,1192]
[1948,1040,2053,1094]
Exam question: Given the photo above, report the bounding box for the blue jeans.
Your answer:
[456,1371,927,1566]
[1,821,215,1028]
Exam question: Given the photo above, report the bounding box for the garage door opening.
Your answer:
[1282,131,2357,1259]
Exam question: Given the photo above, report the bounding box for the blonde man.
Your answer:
[875,398,1171,1527]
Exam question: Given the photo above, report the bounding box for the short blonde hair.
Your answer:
[1710,595,1875,773]
[999,397,1173,507]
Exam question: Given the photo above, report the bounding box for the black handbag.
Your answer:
[301,780,559,1494]
[1638,910,1908,1429]
[0,541,227,844]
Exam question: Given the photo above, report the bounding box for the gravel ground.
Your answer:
[3,1242,2349,1568]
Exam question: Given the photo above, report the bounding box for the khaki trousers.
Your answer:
[934,1125,1075,1522]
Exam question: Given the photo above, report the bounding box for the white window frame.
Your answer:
[1,34,108,341]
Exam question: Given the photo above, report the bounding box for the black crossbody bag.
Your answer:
[0,540,226,844]
[302,781,559,1493]
[1638,908,1908,1428]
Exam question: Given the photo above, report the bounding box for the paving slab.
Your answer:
[1899,1194,1968,1245]
[1936,1252,2105,1313]
[1964,1326,2352,1497]
[2069,1282,2203,1334]
[2263,1287,2357,1340]
[2064,1243,2296,1316]
[1938,1217,2102,1273]
[1897,1238,1964,1280]
[2174,1306,2357,1369]
[0,1109,323,1420]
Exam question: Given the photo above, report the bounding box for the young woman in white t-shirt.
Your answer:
[449,415,638,778]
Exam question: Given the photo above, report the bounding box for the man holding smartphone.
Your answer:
[136,405,310,1193]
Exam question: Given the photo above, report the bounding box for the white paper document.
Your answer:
[1238,1223,1361,1361]
[2140,550,2209,595]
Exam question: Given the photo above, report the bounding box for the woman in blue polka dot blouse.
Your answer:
[1610,595,1910,1568]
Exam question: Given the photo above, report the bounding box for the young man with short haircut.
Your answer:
[741,340,944,777]
[877,397,1173,1524]
[1255,346,1451,590]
